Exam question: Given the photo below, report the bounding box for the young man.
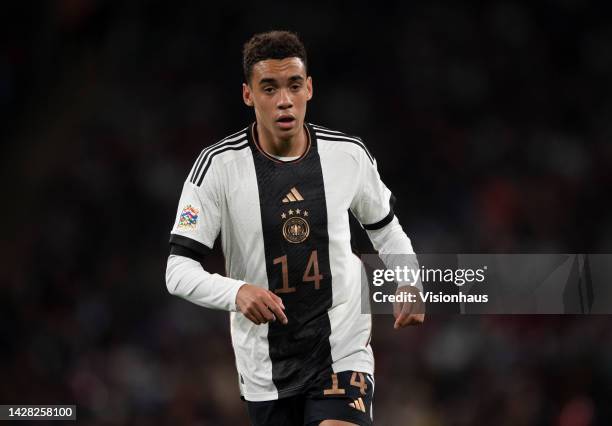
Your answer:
[166,31,424,426]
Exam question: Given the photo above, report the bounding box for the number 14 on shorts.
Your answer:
[321,371,374,416]
[324,372,369,396]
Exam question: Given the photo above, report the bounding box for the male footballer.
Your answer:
[166,30,424,426]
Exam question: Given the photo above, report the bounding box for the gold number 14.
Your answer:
[273,250,323,294]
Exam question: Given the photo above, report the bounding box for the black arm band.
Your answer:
[169,234,212,262]
[170,243,204,262]
[363,194,396,231]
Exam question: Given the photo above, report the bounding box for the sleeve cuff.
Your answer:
[225,279,247,312]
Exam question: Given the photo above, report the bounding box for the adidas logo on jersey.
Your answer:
[282,187,304,203]
[349,397,366,413]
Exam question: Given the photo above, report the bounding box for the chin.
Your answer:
[276,124,300,137]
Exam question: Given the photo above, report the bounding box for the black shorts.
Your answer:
[246,370,374,426]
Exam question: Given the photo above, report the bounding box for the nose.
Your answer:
[277,88,293,109]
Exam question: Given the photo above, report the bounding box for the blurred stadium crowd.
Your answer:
[2,1,611,425]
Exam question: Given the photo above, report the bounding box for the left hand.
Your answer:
[393,285,425,329]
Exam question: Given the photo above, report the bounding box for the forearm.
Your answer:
[366,216,423,291]
[165,254,245,311]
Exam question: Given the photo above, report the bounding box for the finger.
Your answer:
[401,299,415,316]
[393,300,402,319]
[256,301,276,322]
[409,314,425,325]
[269,291,286,310]
[398,314,425,328]
[394,297,412,320]
[245,312,261,325]
[403,316,417,326]
[265,298,288,325]
[394,312,407,329]
[248,306,266,324]
[394,287,413,319]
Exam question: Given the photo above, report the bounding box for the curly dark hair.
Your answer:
[242,31,308,83]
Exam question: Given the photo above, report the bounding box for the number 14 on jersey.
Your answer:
[273,250,323,293]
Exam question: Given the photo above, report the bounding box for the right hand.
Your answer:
[236,284,288,325]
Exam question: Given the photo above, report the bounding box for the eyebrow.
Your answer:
[258,75,305,85]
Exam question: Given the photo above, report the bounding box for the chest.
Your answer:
[223,149,357,238]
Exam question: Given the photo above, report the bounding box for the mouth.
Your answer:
[276,115,296,129]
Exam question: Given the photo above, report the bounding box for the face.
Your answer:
[243,57,313,141]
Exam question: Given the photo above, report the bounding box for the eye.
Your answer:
[291,84,302,91]
[264,87,275,94]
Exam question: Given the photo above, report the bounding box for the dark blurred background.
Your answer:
[2,1,612,425]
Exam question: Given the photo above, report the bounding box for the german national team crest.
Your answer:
[178,205,199,230]
[281,208,310,243]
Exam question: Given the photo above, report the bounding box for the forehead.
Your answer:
[251,57,307,82]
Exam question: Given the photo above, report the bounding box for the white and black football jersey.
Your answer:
[168,122,414,401]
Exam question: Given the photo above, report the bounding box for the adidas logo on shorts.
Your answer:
[349,397,366,413]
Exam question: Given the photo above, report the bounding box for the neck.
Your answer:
[256,122,308,157]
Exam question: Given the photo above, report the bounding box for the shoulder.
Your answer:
[309,123,374,165]
[189,126,251,187]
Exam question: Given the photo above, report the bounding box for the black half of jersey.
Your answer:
[248,122,334,398]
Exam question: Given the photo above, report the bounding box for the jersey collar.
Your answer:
[248,121,316,165]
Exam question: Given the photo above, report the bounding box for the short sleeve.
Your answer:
[169,166,222,256]
[350,149,395,231]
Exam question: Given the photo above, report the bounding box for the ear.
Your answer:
[243,83,254,107]
[306,76,313,101]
